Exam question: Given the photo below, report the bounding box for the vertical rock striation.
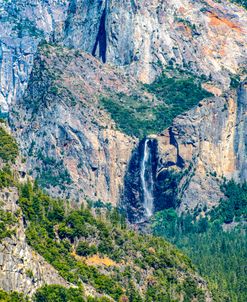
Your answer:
[11,45,137,205]
[1,0,246,113]
[234,81,247,180]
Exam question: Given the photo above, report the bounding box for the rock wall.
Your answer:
[234,81,247,180]
[1,0,246,114]
[121,80,247,216]
[155,85,247,212]
[0,0,246,212]
[63,0,247,84]
[0,187,70,296]
[11,45,136,205]
[0,0,70,113]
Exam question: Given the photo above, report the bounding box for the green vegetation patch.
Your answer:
[0,289,27,302]
[211,180,247,224]
[230,74,241,88]
[13,19,44,38]
[0,167,18,242]
[101,72,212,138]
[0,166,15,189]
[230,0,247,9]
[152,180,247,302]
[34,284,112,302]
[0,208,17,242]
[18,181,205,301]
[35,154,72,190]
[33,285,85,302]
[0,127,18,162]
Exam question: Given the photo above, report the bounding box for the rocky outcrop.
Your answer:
[63,0,247,85]
[156,85,247,212]
[11,45,136,205]
[9,51,247,216]
[0,0,68,114]
[0,187,70,296]
[0,185,121,300]
[122,82,247,217]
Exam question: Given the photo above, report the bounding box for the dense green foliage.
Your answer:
[101,72,212,138]
[0,127,18,162]
[33,285,113,302]
[35,156,72,190]
[212,180,247,223]
[0,129,18,243]
[34,285,85,302]
[230,0,247,9]
[153,180,247,302]
[0,166,15,189]
[0,289,27,302]
[17,182,207,301]
[100,94,162,138]
[145,72,211,109]
[0,208,17,242]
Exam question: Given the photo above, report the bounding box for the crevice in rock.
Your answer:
[64,0,77,34]
[92,2,107,63]
[169,127,185,168]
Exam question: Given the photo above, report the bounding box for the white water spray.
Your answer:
[140,139,154,218]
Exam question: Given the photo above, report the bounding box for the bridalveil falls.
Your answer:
[141,139,154,218]
[123,138,158,223]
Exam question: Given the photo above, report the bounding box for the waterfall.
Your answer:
[141,139,154,218]
[123,137,157,223]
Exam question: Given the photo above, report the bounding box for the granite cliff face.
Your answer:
[0,187,70,296]
[156,86,246,212]
[11,45,137,205]
[124,82,247,216]
[64,0,247,84]
[0,0,246,300]
[1,0,246,112]
[0,0,246,213]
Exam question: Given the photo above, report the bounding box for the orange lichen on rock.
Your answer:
[208,12,242,32]
[202,46,213,56]
[202,83,222,96]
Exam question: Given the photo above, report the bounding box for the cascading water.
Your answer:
[141,139,154,218]
[123,137,157,223]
